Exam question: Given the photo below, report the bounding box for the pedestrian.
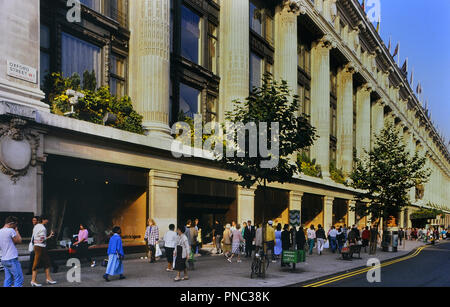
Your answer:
[406,228,411,241]
[296,226,306,252]
[361,226,371,252]
[144,219,159,263]
[26,216,39,275]
[103,226,125,282]
[328,226,338,253]
[222,224,232,258]
[174,225,190,281]
[336,226,345,253]
[243,220,255,258]
[213,220,223,254]
[343,224,348,242]
[228,224,244,263]
[255,223,263,255]
[0,216,24,287]
[194,219,201,256]
[31,216,56,287]
[163,224,177,272]
[241,222,247,256]
[316,224,326,255]
[281,224,291,267]
[72,223,96,267]
[231,221,237,232]
[189,220,198,256]
[274,224,282,260]
[266,221,276,263]
[348,225,358,246]
[307,225,316,255]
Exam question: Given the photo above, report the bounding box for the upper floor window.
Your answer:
[179,83,201,119]
[250,1,274,44]
[40,24,51,86]
[298,44,311,74]
[207,22,218,75]
[61,32,102,86]
[110,54,126,97]
[80,0,128,26]
[181,5,202,65]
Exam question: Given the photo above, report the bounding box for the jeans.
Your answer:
[329,237,337,253]
[308,239,315,255]
[215,235,222,253]
[2,258,23,287]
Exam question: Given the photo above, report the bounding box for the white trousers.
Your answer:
[317,238,325,254]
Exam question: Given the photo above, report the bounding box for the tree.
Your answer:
[350,122,430,254]
[217,74,317,277]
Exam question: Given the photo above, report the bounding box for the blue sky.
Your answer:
[362,0,450,144]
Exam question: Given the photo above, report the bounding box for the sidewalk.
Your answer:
[4,240,426,287]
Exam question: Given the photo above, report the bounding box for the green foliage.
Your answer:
[350,122,431,226]
[329,160,346,185]
[296,151,322,178]
[42,71,144,134]
[218,73,317,189]
[410,208,444,220]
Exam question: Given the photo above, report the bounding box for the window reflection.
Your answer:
[180,83,200,118]
[181,5,201,65]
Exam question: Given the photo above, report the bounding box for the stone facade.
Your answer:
[0,0,449,237]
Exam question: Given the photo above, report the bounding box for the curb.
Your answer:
[285,244,427,287]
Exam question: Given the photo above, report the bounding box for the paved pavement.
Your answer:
[300,241,450,287]
[1,240,427,287]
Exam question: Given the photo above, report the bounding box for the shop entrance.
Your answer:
[178,175,237,244]
[332,199,348,228]
[301,193,324,229]
[43,155,148,248]
[254,187,289,226]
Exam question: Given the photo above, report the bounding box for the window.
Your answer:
[206,95,218,123]
[40,24,51,86]
[250,1,274,44]
[207,22,218,74]
[181,5,202,65]
[179,83,201,119]
[80,0,101,12]
[298,44,311,74]
[110,55,126,96]
[250,52,263,90]
[61,32,102,85]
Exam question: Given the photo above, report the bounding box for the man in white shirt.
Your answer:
[0,216,23,287]
[328,226,338,253]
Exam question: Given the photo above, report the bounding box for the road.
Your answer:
[298,241,450,287]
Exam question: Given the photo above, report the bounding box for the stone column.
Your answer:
[149,170,181,234]
[219,0,250,119]
[274,1,304,96]
[129,0,171,138]
[355,83,372,160]
[323,196,334,230]
[0,0,48,112]
[347,200,356,226]
[237,186,256,225]
[336,63,355,174]
[371,100,385,149]
[289,191,304,225]
[311,36,334,177]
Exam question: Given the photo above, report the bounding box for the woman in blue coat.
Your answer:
[274,223,283,259]
[103,226,125,282]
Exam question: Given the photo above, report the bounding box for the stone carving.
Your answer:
[0,118,40,183]
[281,0,307,15]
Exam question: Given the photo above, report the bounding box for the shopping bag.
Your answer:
[323,240,329,249]
[155,244,162,257]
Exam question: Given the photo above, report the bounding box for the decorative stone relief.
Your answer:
[0,118,39,183]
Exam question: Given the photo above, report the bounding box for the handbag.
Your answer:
[323,240,329,249]
[28,234,34,252]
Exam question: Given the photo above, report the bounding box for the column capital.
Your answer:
[279,0,307,15]
[149,170,181,188]
[357,83,373,92]
[323,196,335,204]
[343,62,358,74]
[289,190,304,198]
[238,185,257,196]
[315,34,336,50]
[347,199,357,206]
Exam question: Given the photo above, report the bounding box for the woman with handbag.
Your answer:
[103,226,125,282]
[174,225,190,281]
[145,219,159,263]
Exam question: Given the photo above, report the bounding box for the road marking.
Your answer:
[303,245,429,287]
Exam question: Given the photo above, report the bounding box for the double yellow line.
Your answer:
[303,245,429,287]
